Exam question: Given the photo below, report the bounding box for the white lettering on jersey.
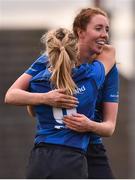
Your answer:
[110,91,119,98]
[75,85,86,94]
[110,94,119,98]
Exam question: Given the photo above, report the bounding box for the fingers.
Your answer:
[54,97,79,108]
[54,90,79,108]
[63,115,79,123]
[63,116,84,132]
[48,89,79,108]
[65,123,81,132]
[63,114,89,133]
[71,113,83,117]
[56,103,77,109]
[65,95,78,101]
[56,88,67,94]
[59,98,79,106]
[56,89,78,101]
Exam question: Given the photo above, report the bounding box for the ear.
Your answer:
[77,28,86,39]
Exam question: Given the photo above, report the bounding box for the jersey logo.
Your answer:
[110,94,119,98]
[75,85,86,94]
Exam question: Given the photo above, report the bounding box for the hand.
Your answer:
[97,44,115,61]
[43,89,79,109]
[63,113,91,132]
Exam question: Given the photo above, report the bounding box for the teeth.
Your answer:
[96,41,105,45]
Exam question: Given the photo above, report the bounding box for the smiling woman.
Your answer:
[73,8,109,55]
[69,7,119,178]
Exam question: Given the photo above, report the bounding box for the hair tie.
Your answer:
[60,46,65,51]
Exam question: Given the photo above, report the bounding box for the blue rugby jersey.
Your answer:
[27,60,105,151]
[25,54,49,76]
[25,55,119,145]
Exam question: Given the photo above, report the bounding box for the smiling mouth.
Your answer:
[96,41,106,45]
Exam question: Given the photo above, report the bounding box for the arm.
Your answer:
[63,102,118,137]
[5,73,78,108]
[5,54,78,108]
[5,55,47,105]
[5,73,44,106]
[63,65,119,136]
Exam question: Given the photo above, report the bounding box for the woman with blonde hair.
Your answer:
[5,27,115,178]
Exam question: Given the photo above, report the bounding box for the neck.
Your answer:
[78,43,95,64]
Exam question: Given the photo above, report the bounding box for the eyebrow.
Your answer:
[96,24,109,27]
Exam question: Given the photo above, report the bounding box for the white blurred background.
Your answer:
[0,0,134,78]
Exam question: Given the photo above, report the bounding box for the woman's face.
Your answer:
[79,14,109,55]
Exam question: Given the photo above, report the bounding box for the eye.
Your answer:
[95,27,102,31]
[106,27,109,33]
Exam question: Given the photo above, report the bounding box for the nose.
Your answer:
[100,29,109,40]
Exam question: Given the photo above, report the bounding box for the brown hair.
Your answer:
[73,7,108,38]
[41,28,78,95]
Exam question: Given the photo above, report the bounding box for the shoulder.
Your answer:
[91,60,105,77]
[31,68,51,82]
[25,54,49,76]
[103,64,119,86]
[106,64,119,78]
[35,54,49,65]
[91,60,105,73]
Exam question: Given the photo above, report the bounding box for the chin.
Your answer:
[95,46,103,54]
[90,46,103,55]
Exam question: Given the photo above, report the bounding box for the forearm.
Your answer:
[5,89,44,106]
[88,120,115,137]
[64,113,115,136]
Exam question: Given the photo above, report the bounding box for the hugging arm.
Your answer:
[4,73,39,106]
[63,102,118,137]
[63,47,119,137]
[5,73,78,108]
